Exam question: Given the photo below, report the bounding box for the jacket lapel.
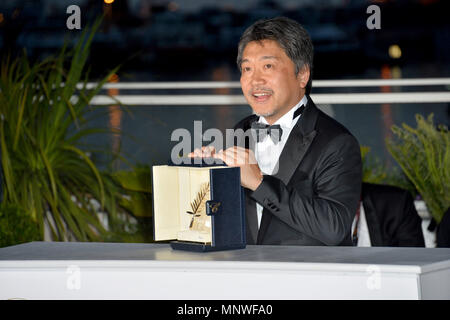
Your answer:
[257,96,319,243]
[274,96,318,185]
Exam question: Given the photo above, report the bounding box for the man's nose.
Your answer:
[250,69,266,86]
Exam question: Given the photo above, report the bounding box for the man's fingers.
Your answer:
[187,150,197,157]
[213,149,234,166]
[188,146,216,158]
[190,146,255,166]
[203,146,216,157]
[194,148,203,157]
[214,147,253,166]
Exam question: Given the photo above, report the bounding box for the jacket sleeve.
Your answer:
[250,134,362,245]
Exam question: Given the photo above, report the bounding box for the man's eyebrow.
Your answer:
[241,56,279,64]
[260,55,279,60]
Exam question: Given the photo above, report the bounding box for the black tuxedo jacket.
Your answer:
[361,183,425,247]
[234,96,362,246]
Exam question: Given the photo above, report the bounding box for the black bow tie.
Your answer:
[250,105,305,143]
[251,122,283,143]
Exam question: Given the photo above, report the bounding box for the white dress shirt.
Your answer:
[351,203,372,247]
[255,95,308,228]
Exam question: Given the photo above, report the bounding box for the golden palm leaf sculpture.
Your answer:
[186,182,210,229]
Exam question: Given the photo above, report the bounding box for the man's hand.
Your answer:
[214,147,263,191]
[188,146,217,158]
[188,146,263,191]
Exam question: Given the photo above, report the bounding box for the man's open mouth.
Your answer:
[251,91,272,102]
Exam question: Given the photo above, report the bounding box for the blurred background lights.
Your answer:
[168,2,179,12]
[104,0,114,4]
[389,44,402,59]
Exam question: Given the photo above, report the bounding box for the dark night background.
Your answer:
[0,0,449,169]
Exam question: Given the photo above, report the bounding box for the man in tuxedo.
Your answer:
[191,17,362,246]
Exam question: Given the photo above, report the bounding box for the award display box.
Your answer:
[152,159,246,252]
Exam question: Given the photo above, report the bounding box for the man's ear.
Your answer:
[297,66,310,90]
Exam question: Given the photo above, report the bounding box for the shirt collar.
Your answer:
[259,95,308,129]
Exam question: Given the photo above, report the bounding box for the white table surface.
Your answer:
[1,242,449,300]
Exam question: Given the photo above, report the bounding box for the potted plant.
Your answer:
[0,19,136,244]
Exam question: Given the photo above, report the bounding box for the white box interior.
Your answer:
[153,165,226,243]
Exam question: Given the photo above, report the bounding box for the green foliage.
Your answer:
[0,18,138,243]
[361,145,387,184]
[0,204,41,248]
[361,145,416,196]
[386,114,450,223]
[111,165,153,218]
[107,165,154,243]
